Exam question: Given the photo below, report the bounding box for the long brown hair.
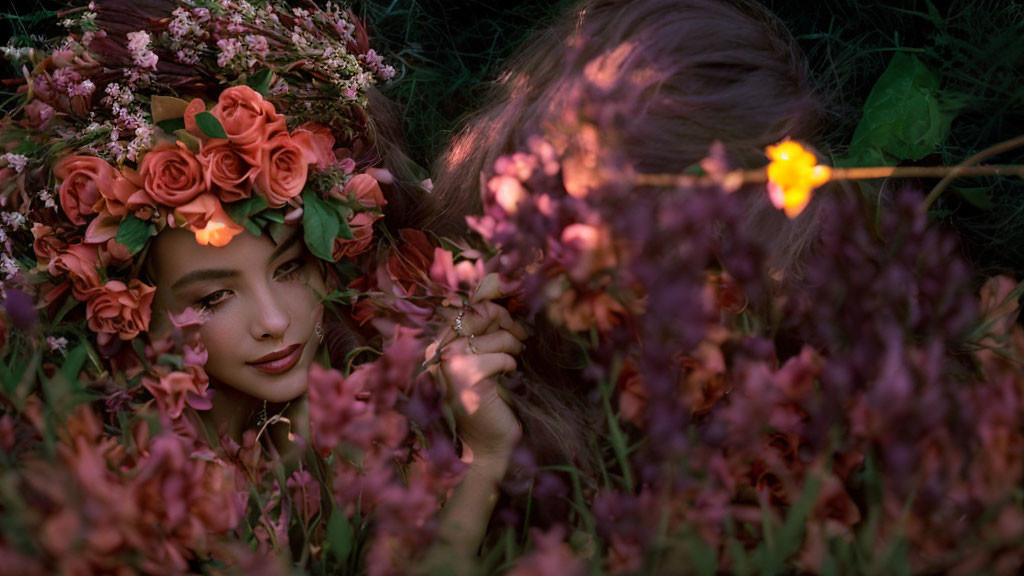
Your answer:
[424,0,832,479]
[430,0,828,278]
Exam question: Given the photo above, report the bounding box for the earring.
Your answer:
[315,321,324,343]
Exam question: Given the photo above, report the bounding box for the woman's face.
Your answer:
[149,227,326,403]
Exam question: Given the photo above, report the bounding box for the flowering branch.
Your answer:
[633,136,1024,218]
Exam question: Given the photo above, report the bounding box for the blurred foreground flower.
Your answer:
[765,140,831,218]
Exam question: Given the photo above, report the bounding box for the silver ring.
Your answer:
[453,309,468,337]
[467,333,479,354]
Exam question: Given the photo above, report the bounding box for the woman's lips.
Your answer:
[247,343,303,375]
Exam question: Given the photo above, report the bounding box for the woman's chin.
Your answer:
[244,366,310,404]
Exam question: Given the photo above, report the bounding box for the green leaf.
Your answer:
[59,343,88,385]
[326,511,352,565]
[195,111,228,139]
[223,196,270,227]
[246,68,274,96]
[321,197,354,240]
[845,53,954,166]
[953,186,994,210]
[335,210,353,240]
[259,209,285,224]
[156,118,186,134]
[302,190,340,261]
[115,215,154,255]
[242,219,262,237]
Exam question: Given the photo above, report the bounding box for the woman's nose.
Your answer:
[249,283,291,340]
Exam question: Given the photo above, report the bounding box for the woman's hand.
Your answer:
[426,302,528,467]
[423,302,527,566]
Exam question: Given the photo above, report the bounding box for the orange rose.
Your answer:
[209,85,286,162]
[85,279,156,346]
[255,132,312,208]
[48,243,102,300]
[55,155,119,225]
[139,143,205,207]
[331,212,379,261]
[197,140,257,202]
[292,122,337,170]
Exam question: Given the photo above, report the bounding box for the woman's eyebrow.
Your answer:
[171,269,239,292]
[268,232,302,263]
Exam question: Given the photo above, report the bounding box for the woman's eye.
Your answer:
[193,289,233,313]
[274,258,304,280]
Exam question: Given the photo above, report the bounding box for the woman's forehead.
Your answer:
[151,227,297,277]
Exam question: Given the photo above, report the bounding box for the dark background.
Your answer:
[3,0,1023,276]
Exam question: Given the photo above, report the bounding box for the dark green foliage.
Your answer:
[351,0,574,168]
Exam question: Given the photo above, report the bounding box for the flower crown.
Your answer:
[0,0,393,415]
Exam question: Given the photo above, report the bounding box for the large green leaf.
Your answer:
[195,111,228,139]
[115,215,154,255]
[302,190,340,261]
[326,510,352,565]
[846,53,954,166]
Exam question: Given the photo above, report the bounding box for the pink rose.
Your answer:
[292,122,337,170]
[209,85,286,162]
[342,173,387,209]
[332,212,379,261]
[48,243,102,300]
[254,132,312,208]
[85,279,156,345]
[55,155,119,225]
[139,143,205,207]
[197,140,256,202]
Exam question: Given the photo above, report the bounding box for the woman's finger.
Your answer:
[440,351,518,393]
[446,330,525,357]
[436,303,528,349]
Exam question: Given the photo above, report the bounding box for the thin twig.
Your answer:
[922,134,1024,210]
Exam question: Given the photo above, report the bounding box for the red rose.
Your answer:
[255,132,312,208]
[139,143,205,207]
[85,279,156,346]
[48,243,103,301]
[197,140,257,203]
[292,122,337,170]
[209,85,286,162]
[55,155,119,225]
[32,223,67,269]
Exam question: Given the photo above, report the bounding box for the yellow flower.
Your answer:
[765,140,831,218]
